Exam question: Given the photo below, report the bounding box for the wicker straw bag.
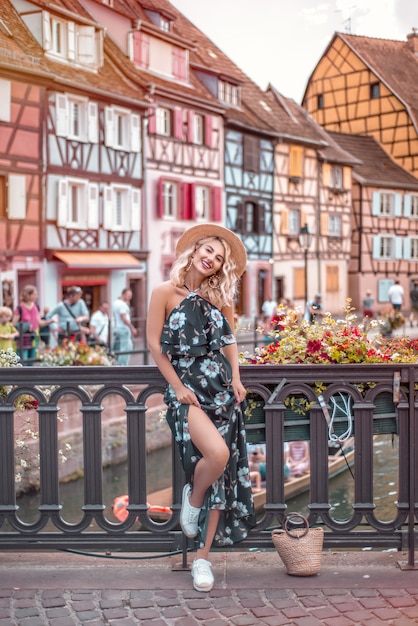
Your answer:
[271,513,324,576]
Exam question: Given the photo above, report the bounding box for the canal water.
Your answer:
[16,434,399,525]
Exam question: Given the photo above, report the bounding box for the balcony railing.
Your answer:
[0,363,417,567]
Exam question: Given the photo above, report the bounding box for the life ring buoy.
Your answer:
[113,495,172,523]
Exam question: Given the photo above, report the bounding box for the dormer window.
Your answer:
[43,13,103,70]
[218,80,240,106]
[160,17,170,32]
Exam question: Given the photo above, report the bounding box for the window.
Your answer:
[195,186,209,220]
[372,235,403,260]
[411,196,418,217]
[410,238,418,260]
[317,94,324,109]
[331,166,343,190]
[156,107,171,136]
[161,181,177,218]
[288,209,300,236]
[236,200,264,234]
[104,106,141,151]
[328,214,342,237]
[372,191,402,217]
[57,178,99,229]
[160,17,170,32]
[243,135,260,172]
[56,94,98,143]
[44,14,102,69]
[218,80,240,106]
[380,193,393,216]
[403,194,418,217]
[193,114,204,145]
[103,184,141,231]
[370,82,380,99]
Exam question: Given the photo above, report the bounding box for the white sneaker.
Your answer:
[191,558,214,592]
[180,484,200,538]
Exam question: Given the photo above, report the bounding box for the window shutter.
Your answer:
[87,183,99,228]
[322,163,331,187]
[7,174,26,220]
[181,182,191,219]
[104,106,114,147]
[204,115,212,147]
[0,79,11,122]
[404,238,411,260]
[88,102,98,143]
[131,114,141,152]
[42,11,51,51]
[257,203,265,233]
[395,236,403,259]
[95,29,104,68]
[300,211,307,230]
[103,186,113,229]
[173,108,183,139]
[394,193,402,216]
[236,202,245,232]
[187,110,194,143]
[56,93,68,137]
[157,178,164,218]
[147,108,156,134]
[211,186,222,221]
[343,166,351,190]
[130,188,141,230]
[404,194,411,217]
[289,146,303,177]
[57,179,68,226]
[190,183,197,220]
[280,207,289,235]
[372,191,380,216]
[67,22,76,61]
[372,236,380,259]
[77,25,95,65]
[320,212,328,236]
[133,32,149,68]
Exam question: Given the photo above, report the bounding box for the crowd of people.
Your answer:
[0,284,138,366]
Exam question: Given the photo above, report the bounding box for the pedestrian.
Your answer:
[47,286,90,344]
[0,306,19,351]
[88,301,110,346]
[304,293,325,323]
[409,280,418,327]
[12,285,42,364]
[146,224,255,592]
[112,288,137,365]
[388,279,404,312]
[261,297,277,320]
[362,289,374,329]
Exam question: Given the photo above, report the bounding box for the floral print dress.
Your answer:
[161,290,256,547]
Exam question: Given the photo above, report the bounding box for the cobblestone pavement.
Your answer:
[1,550,418,625]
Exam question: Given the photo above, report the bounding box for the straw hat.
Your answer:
[175,224,247,276]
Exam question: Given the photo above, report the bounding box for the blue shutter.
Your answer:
[395,236,403,259]
[372,236,381,259]
[371,192,380,216]
[394,194,402,216]
[404,194,411,217]
[404,238,411,260]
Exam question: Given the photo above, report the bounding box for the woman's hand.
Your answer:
[232,377,246,405]
[174,383,201,407]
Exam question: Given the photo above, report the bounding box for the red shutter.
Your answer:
[211,186,222,221]
[174,107,183,139]
[181,182,191,219]
[148,107,156,134]
[157,178,164,218]
[187,110,194,143]
[204,115,212,147]
[190,183,197,220]
[133,32,149,67]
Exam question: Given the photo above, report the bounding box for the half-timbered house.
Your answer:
[264,86,358,315]
[302,30,418,178]
[3,0,149,317]
[81,0,281,317]
[328,132,418,314]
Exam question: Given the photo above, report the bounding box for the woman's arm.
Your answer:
[146,284,200,407]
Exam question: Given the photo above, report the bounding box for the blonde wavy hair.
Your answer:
[170,236,240,309]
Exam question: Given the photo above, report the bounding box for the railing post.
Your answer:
[0,406,18,514]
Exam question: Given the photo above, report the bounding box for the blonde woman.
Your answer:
[147,224,255,592]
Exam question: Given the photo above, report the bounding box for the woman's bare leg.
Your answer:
[186,405,229,509]
[196,509,221,561]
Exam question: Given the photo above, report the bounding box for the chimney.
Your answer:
[407,28,418,54]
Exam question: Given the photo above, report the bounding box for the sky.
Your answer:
[171,0,418,103]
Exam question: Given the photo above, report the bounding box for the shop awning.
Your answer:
[53,251,142,269]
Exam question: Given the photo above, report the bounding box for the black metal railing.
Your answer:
[0,363,417,566]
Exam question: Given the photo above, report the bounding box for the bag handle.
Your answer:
[284,512,310,539]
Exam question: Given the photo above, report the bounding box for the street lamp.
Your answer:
[299,223,313,309]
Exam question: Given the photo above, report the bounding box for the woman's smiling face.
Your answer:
[194,238,225,276]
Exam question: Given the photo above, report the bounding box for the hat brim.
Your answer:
[175,224,247,276]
